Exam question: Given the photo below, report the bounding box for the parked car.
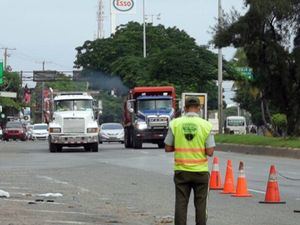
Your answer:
[99,123,124,143]
[3,121,27,141]
[32,123,49,140]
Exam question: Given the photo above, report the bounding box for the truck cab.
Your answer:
[124,86,176,149]
[48,92,99,152]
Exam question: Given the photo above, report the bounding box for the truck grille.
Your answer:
[63,118,85,133]
[148,117,168,127]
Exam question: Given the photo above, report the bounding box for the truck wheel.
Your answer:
[84,145,91,151]
[158,142,165,149]
[49,143,57,153]
[91,143,99,152]
[56,145,62,152]
[124,128,132,148]
[133,135,142,149]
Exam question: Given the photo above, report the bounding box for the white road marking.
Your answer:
[248,188,265,194]
[37,175,69,185]
[45,220,95,224]
[24,209,98,216]
[0,186,32,190]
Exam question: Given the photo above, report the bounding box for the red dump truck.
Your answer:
[123,86,176,149]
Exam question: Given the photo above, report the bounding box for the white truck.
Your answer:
[225,116,247,134]
[48,92,99,152]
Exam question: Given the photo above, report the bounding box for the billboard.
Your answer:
[33,70,58,81]
[111,0,136,14]
[181,93,208,120]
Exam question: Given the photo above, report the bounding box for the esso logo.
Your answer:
[113,0,134,12]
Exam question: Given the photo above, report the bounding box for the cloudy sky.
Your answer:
[0,0,246,71]
[0,0,246,103]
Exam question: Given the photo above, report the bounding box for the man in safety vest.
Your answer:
[164,96,215,225]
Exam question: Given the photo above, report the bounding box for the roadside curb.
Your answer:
[216,143,300,159]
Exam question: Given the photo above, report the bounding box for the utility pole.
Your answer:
[36,60,51,123]
[0,47,16,71]
[97,0,105,39]
[143,0,146,58]
[218,0,223,134]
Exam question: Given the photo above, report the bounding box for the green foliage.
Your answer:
[272,113,287,135]
[97,92,123,124]
[214,0,300,135]
[75,22,239,110]
[215,134,300,148]
[45,74,86,92]
[0,71,22,111]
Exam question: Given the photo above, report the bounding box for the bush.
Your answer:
[271,113,287,136]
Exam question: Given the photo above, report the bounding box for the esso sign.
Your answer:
[113,0,134,12]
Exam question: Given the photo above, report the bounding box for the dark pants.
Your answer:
[174,171,209,225]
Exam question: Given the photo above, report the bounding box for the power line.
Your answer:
[0,47,16,71]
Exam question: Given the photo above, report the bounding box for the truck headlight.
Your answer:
[49,128,61,133]
[87,128,98,133]
[136,122,147,130]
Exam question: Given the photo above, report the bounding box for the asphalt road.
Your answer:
[0,140,299,225]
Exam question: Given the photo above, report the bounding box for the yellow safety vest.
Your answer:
[170,115,212,172]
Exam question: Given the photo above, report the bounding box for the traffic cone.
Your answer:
[209,157,222,190]
[259,165,286,204]
[232,161,252,197]
[220,160,235,194]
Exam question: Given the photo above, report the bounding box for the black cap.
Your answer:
[185,96,200,107]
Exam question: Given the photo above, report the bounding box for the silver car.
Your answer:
[99,123,124,143]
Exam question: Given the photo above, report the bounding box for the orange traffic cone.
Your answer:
[221,160,235,194]
[259,165,286,204]
[232,161,252,197]
[209,157,222,190]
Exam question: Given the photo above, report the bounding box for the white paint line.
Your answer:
[24,209,98,216]
[296,198,300,201]
[248,188,265,194]
[36,176,69,185]
[45,220,94,225]
[1,186,32,190]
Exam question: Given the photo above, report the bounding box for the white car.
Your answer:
[99,123,124,143]
[32,123,49,140]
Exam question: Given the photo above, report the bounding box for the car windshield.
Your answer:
[227,119,245,126]
[6,122,22,128]
[102,124,123,130]
[55,100,93,111]
[138,99,172,111]
[34,125,48,130]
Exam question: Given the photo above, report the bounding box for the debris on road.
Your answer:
[155,215,174,224]
[37,193,63,197]
[0,189,10,198]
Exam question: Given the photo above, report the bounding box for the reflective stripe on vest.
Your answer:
[170,116,212,172]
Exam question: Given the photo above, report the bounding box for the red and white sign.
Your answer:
[112,0,136,14]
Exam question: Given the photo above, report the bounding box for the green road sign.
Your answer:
[236,67,253,80]
[0,62,3,84]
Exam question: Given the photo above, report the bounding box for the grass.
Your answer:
[215,134,300,149]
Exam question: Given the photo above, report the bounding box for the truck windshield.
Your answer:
[55,100,93,111]
[138,99,172,112]
[227,119,245,126]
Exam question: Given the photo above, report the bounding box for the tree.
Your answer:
[214,0,300,135]
[75,22,239,111]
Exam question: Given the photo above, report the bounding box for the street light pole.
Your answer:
[218,0,223,134]
[143,0,146,58]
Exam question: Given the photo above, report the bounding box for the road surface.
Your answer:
[0,141,299,225]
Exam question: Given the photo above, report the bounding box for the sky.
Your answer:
[0,0,246,103]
